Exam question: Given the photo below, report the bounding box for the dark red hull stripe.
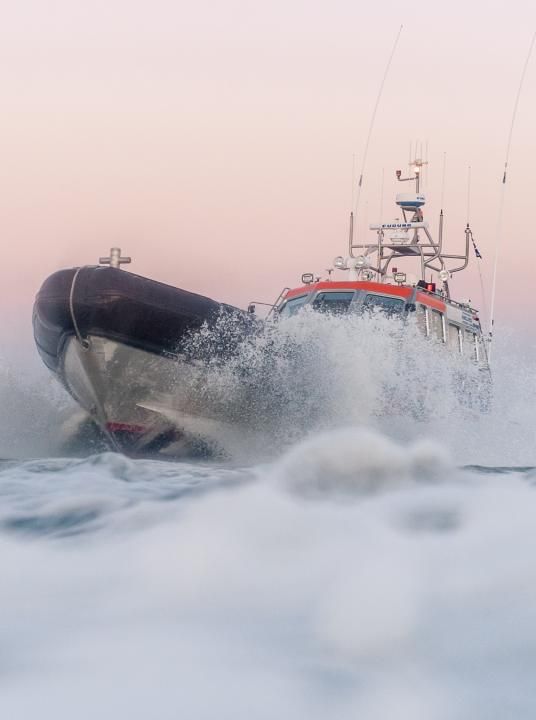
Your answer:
[106,422,146,434]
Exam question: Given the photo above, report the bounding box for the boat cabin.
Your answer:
[270,155,490,368]
[277,279,487,363]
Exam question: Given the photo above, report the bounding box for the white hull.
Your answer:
[62,336,235,456]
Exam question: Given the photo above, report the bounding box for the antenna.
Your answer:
[424,141,429,190]
[351,154,356,210]
[353,25,403,221]
[489,29,536,362]
[440,152,447,210]
[378,168,385,225]
[466,165,472,225]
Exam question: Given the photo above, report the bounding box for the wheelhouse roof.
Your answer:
[283,280,449,312]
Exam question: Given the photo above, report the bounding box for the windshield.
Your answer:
[312,292,355,314]
[362,294,405,316]
[279,295,309,317]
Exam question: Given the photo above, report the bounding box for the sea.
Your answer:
[1,312,535,719]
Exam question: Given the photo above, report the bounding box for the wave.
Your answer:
[0,431,535,718]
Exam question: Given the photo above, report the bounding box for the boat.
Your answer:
[33,248,254,456]
[33,157,491,457]
[268,158,491,380]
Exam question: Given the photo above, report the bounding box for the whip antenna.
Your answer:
[466,165,472,225]
[354,25,403,221]
[489,30,536,361]
[440,152,447,210]
[351,153,356,209]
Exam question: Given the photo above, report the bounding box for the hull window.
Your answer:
[313,292,355,314]
[430,310,445,341]
[362,294,404,316]
[475,335,485,363]
[464,330,477,360]
[418,305,429,336]
[448,323,462,353]
[279,295,309,317]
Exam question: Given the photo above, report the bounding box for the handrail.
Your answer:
[267,287,290,318]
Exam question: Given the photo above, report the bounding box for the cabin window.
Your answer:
[464,330,477,359]
[430,310,445,341]
[279,295,308,317]
[448,323,462,353]
[362,294,404,316]
[417,305,429,336]
[312,291,355,314]
[476,334,489,363]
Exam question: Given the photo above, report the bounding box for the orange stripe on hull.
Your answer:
[284,281,413,300]
[416,292,446,312]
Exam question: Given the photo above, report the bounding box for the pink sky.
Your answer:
[1,0,535,340]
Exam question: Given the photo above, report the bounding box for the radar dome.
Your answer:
[396,193,426,211]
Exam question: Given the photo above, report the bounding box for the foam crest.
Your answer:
[271,427,451,498]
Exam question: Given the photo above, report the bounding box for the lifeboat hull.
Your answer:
[33,266,251,456]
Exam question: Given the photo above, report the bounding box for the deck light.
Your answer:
[438,269,450,283]
[333,256,346,269]
[301,273,314,285]
[355,255,368,268]
[394,272,406,284]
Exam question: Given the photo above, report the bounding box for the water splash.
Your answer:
[0,352,77,459]
[0,312,532,466]
[170,309,487,461]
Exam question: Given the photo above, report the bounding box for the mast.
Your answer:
[339,153,471,292]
